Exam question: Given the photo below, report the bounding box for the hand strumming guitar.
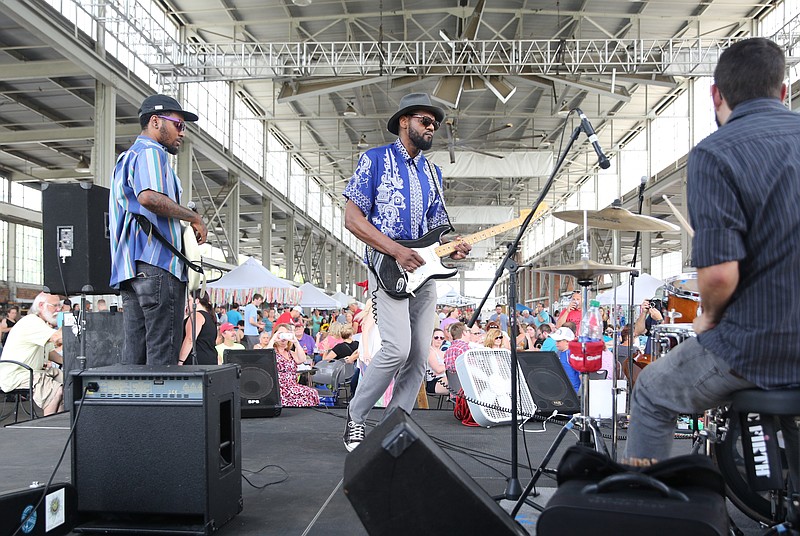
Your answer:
[392,243,426,272]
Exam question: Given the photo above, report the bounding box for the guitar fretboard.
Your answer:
[434,203,548,258]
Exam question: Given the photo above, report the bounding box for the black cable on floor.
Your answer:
[242,463,290,490]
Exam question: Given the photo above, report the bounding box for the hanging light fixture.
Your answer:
[75,155,91,173]
[357,134,369,149]
[292,0,311,5]
[342,102,358,116]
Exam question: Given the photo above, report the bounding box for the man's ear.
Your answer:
[711,84,724,109]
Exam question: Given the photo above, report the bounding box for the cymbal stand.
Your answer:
[511,213,610,517]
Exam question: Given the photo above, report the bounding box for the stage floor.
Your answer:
[0,406,764,535]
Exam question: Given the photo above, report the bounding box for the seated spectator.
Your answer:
[551,327,580,393]
[444,322,472,372]
[539,324,557,352]
[215,322,245,364]
[317,321,344,355]
[615,325,639,362]
[517,323,538,351]
[322,325,359,363]
[0,292,64,415]
[267,323,319,407]
[294,322,316,357]
[1,305,20,345]
[252,331,271,350]
[426,329,448,395]
[483,328,510,350]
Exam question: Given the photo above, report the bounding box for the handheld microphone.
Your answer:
[575,108,611,169]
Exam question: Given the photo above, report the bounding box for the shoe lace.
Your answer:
[347,420,365,442]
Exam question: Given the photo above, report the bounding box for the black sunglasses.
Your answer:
[410,114,440,130]
[433,335,445,340]
[495,336,503,340]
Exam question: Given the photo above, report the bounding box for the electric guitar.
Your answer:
[368,204,548,299]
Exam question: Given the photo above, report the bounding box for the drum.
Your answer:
[651,323,696,361]
[664,272,701,323]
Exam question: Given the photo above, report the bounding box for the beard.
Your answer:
[408,127,433,151]
[159,124,180,155]
[42,310,57,327]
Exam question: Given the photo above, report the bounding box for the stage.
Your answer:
[0,406,764,535]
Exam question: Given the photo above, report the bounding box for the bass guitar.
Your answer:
[368,204,548,299]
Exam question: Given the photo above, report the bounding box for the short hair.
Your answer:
[715,38,784,110]
[340,325,354,339]
[620,325,631,343]
[252,293,263,301]
[539,323,553,334]
[564,321,577,333]
[140,112,155,130]
[328,321,344,338]
[449,322,466,339]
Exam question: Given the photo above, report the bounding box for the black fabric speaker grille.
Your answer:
[241,366,275,399]
[343,409,527,536]
[518,351,580,413]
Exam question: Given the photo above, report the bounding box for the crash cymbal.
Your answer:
[554,206,680,232]
[535,259,635,279]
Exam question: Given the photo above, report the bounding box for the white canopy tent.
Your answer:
[596,273,666,306]
[298,283,341,310]
[206,258,301,305]
[330,291,352,308]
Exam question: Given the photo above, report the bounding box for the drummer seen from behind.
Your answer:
[555,291,582,333]
[624,38,800,466]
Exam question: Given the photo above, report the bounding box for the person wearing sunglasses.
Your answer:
[425,328,449,396]
[109,94,208,366]
[341,93,471,452]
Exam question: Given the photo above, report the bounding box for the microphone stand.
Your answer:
[469,123,585,501]
[625,180,647,411]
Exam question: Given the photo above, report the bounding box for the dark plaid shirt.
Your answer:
[688,98,800,388]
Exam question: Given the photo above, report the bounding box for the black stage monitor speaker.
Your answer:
[343,409,528,536]
[223,349,282,418]
[62,311,124,410]
[518,351,580,414]
[71,365,242,535]
[42,182,113,295]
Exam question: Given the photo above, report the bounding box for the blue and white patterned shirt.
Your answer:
[343,139,449,255]
[109,136,186,288]
[688,98,800,388]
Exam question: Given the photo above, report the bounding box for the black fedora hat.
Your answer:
[138,94,199,122]
[386,93,445,135]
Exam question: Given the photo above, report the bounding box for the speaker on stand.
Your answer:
[223,349,282,418]
[42,183,114,296]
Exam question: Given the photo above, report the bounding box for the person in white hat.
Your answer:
[550,327,581,393]
[341,93,471,451]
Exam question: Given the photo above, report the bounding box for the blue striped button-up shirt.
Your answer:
[109,136,186,288]
[688,98,800,388]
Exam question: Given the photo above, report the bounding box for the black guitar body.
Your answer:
[368,225,455,299]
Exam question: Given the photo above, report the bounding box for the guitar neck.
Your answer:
[434,203,548,258]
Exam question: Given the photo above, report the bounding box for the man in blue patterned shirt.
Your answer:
[109,95,208,366]
[341,93,471,451]
[626,38,800,464]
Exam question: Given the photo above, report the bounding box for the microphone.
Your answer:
[639,176,647,196]
[575,108,611,169]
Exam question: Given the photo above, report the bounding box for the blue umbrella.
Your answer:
[515,303,533,312]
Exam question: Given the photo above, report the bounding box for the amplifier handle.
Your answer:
[581,472,690,502]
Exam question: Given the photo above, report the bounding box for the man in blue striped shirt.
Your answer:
[109,95,208,365]
[625,38,800,464]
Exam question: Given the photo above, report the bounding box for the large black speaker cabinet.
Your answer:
[343,409,528,536]
[62,311,124,410]
[71,365,242,535]
[42,182,113,295]
[223,349,282,418]
[518,351,580,414]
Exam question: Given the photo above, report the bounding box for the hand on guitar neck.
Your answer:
[445,236,471,261]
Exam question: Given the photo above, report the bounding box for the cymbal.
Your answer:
[535,259,635,279]
[554,206,680,232]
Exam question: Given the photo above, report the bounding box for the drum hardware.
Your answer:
[665,309,683,323]
[553,205,681,233]
[514,213,626,516]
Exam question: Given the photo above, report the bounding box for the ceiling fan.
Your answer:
[441,119,514,163]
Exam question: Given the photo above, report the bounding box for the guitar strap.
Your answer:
[425,159,454,232]
[133,213,204,277]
